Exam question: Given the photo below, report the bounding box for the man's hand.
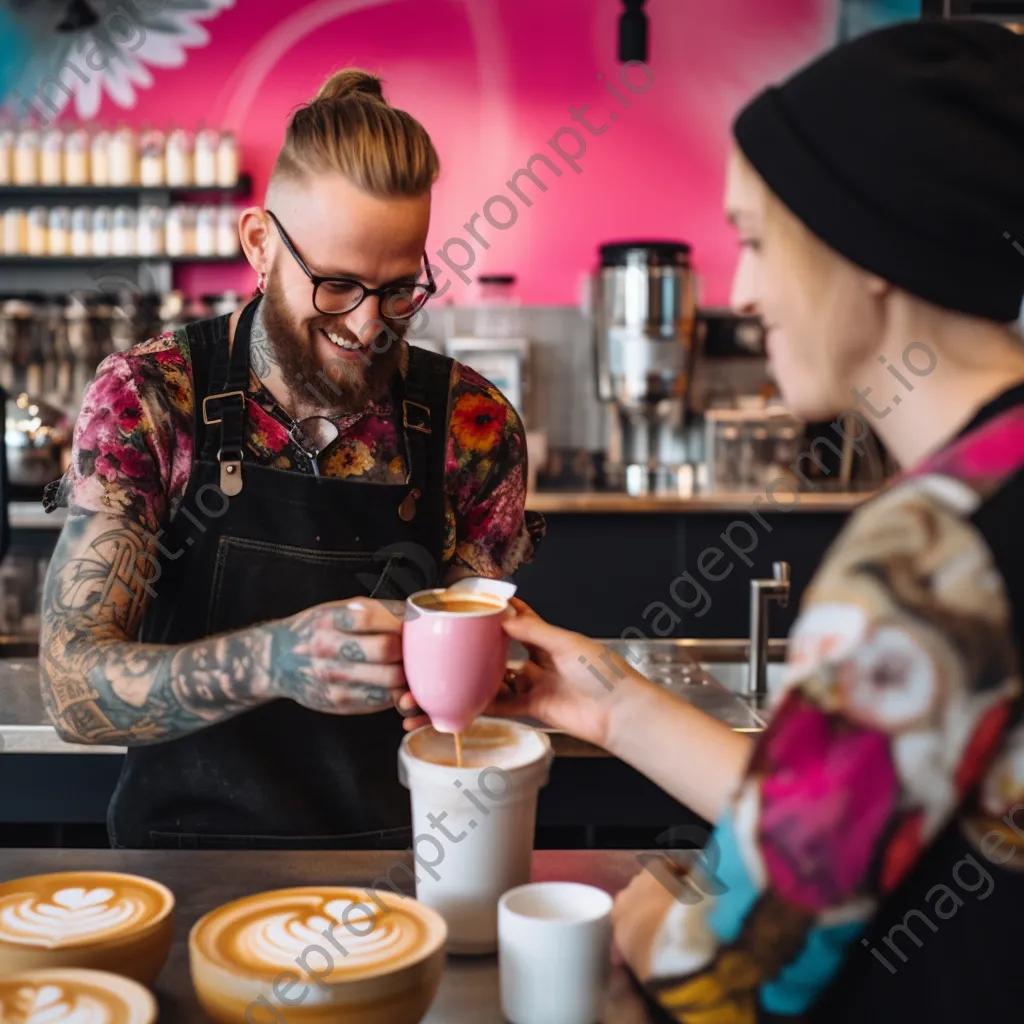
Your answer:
[273,598,407,714]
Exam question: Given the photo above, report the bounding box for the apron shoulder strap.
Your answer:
[400,344,456,529]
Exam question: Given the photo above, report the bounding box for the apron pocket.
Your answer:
[206,536,407,633]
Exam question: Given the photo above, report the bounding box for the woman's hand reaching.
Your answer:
[398,599,650,750]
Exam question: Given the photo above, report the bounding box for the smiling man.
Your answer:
[39,68,537,850]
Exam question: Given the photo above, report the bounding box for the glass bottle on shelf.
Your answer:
[26,207,48,255]
[139,127,166,186]
[194,127,219,186]
[195,204,217,256]
[70,206,92,256]
[165,204,195,255]
[109,125,138,185]
[90,127,111,185]
[64,126,91,185]
[40,127,64,185]
[47,206,71,255]
[0,123,14,185]
[2,208,27,255]
[92,206,112,256]
[216,204,239,255]
[216,130,239,187]
[137,204,166,256]
[14,126,41,185]
[112,205,137,255]
[166,128,193,186]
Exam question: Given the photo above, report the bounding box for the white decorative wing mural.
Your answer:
[0,0,235,120]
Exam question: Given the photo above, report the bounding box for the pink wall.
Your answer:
[70,0,837,306]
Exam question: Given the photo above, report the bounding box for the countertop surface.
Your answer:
[0,641,768,756]
[11,491,870,528]
[0,848,663,1023]
[524,490,873,513]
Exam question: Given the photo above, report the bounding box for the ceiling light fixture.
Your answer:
[618,0,649,63]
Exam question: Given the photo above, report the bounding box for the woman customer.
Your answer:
[405,18,1024,1022]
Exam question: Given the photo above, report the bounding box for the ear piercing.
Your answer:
[257,270,267,292]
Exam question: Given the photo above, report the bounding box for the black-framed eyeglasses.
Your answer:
[265,209,436,319]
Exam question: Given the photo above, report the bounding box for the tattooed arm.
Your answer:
[39,512,406,746]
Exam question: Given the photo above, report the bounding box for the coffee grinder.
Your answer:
[593,241,698,495]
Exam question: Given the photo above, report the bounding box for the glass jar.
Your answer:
[195,204,217,256]
[70,206,92,256]
[216,204,239,255]
[109,126,138,185]
[47,206,71,256]
[14,127,41,185]
[91,206,112,256]
[40,127,64,185]
[136,204,165,256]
[90,128,111,185]
[139,128,166,186]
[216,130,239,187]
[165,129,193,186]
[63,127,91,185]
[194,128,219,186]
[111,205,137,256]
[26,207,48,255]
[472,274,521,338]
[2,208,27,255]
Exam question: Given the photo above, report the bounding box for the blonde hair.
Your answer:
[271,68,439,196]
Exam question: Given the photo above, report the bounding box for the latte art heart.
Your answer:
[0,883,161,951]
[4,983,115,1024]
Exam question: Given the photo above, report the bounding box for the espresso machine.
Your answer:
[593,241,698,495]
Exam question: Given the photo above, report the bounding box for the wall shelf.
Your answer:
[0,174,252,204]
[0,255,244,266]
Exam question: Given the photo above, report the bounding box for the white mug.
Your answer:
[498,881,613,1024]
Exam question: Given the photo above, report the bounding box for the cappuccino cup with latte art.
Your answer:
[0,967,157,1024]
[189,886,447,1024]
[0,872,174,984]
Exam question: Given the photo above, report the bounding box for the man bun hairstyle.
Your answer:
[272,67,439,197]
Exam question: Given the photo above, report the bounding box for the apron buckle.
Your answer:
[402,400,432,434]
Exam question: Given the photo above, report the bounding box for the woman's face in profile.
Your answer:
[725,147,882,421]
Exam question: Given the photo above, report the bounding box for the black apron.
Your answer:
[107,298,453,850]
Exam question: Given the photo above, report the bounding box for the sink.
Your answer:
[697,661,787,698]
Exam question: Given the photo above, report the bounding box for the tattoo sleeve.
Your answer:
[39,513,276,746]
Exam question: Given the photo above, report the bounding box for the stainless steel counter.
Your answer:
[0,640,778,755]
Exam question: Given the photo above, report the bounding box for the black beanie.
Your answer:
[733,20,1024,323]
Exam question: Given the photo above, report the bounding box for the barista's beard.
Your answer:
[257,272,406,416]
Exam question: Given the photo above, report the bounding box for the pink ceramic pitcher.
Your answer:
[403,582,515,733]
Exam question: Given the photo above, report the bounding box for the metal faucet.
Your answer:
[748,561,790,700]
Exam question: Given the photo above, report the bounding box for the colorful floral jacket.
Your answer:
[636,389,1024,1022]
[51,327,537,579]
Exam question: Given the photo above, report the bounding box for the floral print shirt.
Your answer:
[52,325,536,579]
[636,385,1024,1022]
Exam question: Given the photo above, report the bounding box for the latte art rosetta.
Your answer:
[196,891,439,986]
[0,888,150,949]
[2,983,116,1024]
[229,899,423,974]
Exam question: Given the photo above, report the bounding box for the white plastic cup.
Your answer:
[398,718,553,955]
[499,882,613,1024]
